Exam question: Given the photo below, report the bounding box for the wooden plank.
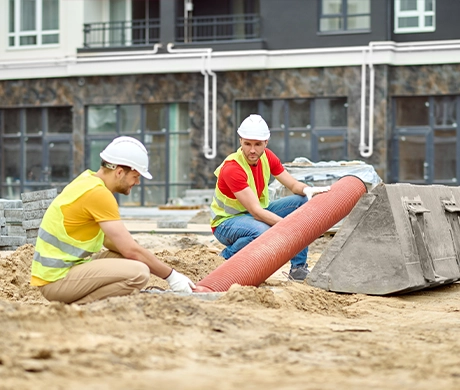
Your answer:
[158,205,202,210]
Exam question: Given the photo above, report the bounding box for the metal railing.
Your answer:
[176,13,260,43]
[83,19,160,48]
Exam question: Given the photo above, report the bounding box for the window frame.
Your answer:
[0,106,73,198]
[394,0,435,34]
[235,97,349,164]
[8,0,60,49]
[391,95,460,185]
[85,102,192,207]
[318,0,371,33]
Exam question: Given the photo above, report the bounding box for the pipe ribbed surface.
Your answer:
[196,175,367,292]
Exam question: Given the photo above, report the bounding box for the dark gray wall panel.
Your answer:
[260,0,388,49]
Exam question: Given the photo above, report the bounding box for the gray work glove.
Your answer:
[303,186,331,201]
[166,269,196,293]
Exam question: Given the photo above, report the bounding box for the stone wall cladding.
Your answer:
[0,64,421,186]
[390,64,460,96]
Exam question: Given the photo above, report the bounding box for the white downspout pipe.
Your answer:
[359,49,368,157]
[359,42,377,158]
[201,54,210,159]
[166,43,217,160]
[204,52,217,159]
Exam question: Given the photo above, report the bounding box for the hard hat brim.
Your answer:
[237,129,270,141]
[140,171,153,180]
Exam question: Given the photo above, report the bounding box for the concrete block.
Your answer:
[24,209,46,220]
[23,199,54,212]
[22,219,42,230]
[26,238,37,245]
[21,188,57,203]
[5,225,26,236]
[0,236,26,246]
[157,220,188,229]
[26,229,39,239]
[0,217,5,227]
[0,199,23,208]
[4,209,24,222]
[0,246,20,251]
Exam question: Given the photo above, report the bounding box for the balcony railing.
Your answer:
[176,14,260,43]
[83,19,160,48]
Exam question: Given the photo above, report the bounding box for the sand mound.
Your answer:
[2,233,460,389]
[0,244,47,304]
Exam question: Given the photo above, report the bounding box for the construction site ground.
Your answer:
[1,206,460,389]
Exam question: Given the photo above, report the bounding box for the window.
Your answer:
[8,0,60,48]
[319,0,370,33]
[236,98,348,163]
[0,107,73,199]
[392,96,459,185]
[394,0,435,33]
[86,103,191,206]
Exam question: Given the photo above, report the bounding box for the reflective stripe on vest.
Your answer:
[33,251,75,269]
[210,148,270,228]
[32,170,106,282]
[38,227,93,259]
[212,190,245,216]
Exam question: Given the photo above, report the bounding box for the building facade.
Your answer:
[1,0,460,205]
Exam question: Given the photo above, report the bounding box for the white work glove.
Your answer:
[303,186,331,200]
[166,269,196,293]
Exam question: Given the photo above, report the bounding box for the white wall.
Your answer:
[0,0,92,63]
[0,0,9,59]
[84,0,108,23]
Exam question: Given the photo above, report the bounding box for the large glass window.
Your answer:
[392,95,459,185]
[86,103,191,206]
[394,0,435,33]
[9,0,59,47]
[395,97,429,126]
[88,106,117,134]
[315,98,348,127]
[0,107,73,198]
[236,98,348,163]
[48,107,73,134]
[398,134,427,181]
[319,0,371,33]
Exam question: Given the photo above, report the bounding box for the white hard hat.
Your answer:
[237,114,270,141]
[100,136,152,179]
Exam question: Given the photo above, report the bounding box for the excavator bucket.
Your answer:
[307,183,460,295]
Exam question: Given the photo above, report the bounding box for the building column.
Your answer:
[160,0,176,44]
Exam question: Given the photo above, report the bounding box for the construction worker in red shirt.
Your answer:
[210,114,321,281]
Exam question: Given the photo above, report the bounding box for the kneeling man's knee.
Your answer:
[129,262,150,289]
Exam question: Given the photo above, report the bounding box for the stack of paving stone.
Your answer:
[0,199,27,250]
[21,189,57,246]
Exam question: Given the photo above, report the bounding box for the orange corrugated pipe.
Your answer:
[195,175,367,292]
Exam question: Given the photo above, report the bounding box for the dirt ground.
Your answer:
[1,229,460,390]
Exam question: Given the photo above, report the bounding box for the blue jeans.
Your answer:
[213,194,308,269]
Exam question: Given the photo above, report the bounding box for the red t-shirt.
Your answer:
[217,148,284,199]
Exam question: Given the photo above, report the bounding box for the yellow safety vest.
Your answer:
[210,148,270,228]
[32,170,106,282]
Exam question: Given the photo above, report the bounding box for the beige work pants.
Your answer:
[39,250,150,305]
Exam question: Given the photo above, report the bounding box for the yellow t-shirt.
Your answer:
[31,185,120,286]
